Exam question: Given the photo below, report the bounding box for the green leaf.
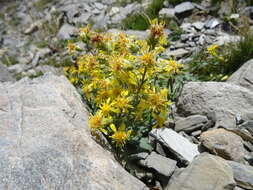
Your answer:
[139,137,153,152]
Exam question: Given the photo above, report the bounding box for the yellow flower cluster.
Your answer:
[64,21,183,147]
[207,44,225,62]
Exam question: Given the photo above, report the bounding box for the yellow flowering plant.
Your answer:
[64,19,183,149]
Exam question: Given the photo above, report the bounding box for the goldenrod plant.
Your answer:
[64,19,183,149]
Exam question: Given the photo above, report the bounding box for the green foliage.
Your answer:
[121,0,164,30]
[187,32,253,81]
[225,32,253,73]
[115,0,142,7]
[64,21,183,150]
[33,0,52,11]
[0,55,18,66]
[28,71,44,79]
[168,22,184,41]
[168,0,201,5]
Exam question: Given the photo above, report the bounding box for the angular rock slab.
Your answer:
[0,73,147,190]
[228,161,253,190]
[200,129,245,162]
[175,115,208,132]
[139,152,177,178]
[150,128,199,163]
[228,59,253,91]
[165,153,236,190]
[177,82,253,128]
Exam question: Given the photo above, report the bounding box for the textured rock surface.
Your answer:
[228,59,253,91]
[0,73,147,190]
[0,63,15,82]
[175,115,208,132]
[150,128,199,163]
[175,2,195,15]
[228,161,253,190]
[139,152,177,178]
[177,82,253,128]
[200,129,245,162]
[165,153,236,190]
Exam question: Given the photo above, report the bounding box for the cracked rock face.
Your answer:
[0,73,147,190]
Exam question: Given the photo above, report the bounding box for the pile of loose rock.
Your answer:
[124,58,253,190]
[1,1,253,189]
[1,0,253,80]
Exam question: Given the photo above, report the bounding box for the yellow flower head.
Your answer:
[150,19,165,38]
[141,51,156,67]
[148,89,169,112]
[67,41,77,53]
[110,123,132,147]
[152,110,167,128]
[99,99,117,116]
[89,112,105,131]
[79,25,91,38]
[165,59,183,74]
[207,44,218,56]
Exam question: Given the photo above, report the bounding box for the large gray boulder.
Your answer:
[165,153,236,190]
[228,59,253,91]
[177,82,253,128]
[0,73,147,190]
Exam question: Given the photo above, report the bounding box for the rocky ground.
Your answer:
[1,0,253,190]
[1,0,252,80]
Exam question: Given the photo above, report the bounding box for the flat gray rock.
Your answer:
[177,82,253,128]
[139,152,177,178]
[150,128,199,163]
[175,2,195,15]
[159,8,175,19]
[228,161,253,189]
[175,115,208,132]
[0,73,147,190]
[165,153,236,190]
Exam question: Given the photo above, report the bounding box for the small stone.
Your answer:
[139,152,177,178]
[175,115,209,133]
[239,120,253,135]
[175,2,195,15]
[228,161,253,189]
[24,21,41,35]
[166,48,189,58]
[94,2,104,10]
[205,18,220,29]
[159,8,175,19]
[191,130,202,137]
[150,128,199,163]
[128,152,149,161]
[109,7,120,16]
[192,21,204,30]
[230,14,240,19]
